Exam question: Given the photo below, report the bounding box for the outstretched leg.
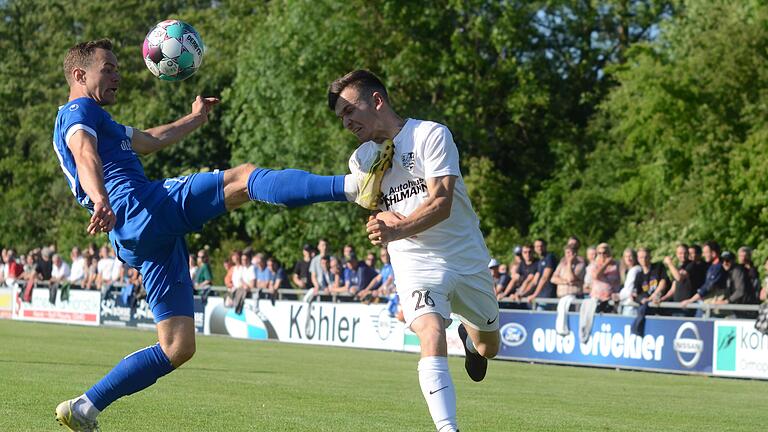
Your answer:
[221,163,354,211]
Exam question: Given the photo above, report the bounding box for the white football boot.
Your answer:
[55,399,100,432]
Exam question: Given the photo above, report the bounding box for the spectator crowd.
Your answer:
[2,236,766,317]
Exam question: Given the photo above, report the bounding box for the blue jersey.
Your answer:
[52,97,148,210]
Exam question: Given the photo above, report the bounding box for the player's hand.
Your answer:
[87,201,116,235]
[366,212,403,246]
[192,95,220,122]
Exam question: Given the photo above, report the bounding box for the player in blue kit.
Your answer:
[52,40,377,432]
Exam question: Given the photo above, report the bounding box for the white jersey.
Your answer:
[359,118,490,275]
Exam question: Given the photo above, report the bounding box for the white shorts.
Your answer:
[396,268,500,332]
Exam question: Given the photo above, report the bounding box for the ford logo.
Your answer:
[500,322,527,347]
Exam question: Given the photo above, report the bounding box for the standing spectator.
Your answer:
[718,251,757,313]
[68,247,86,289]
[254,253,272,290]
[194,249,213,303]
[224,250,240,302]
[266,257,290,304]
[738,246,760,302]
[525,239,558,309]
[636,248,669,305]
[310,239,330,290]
[760,257,768,303]
[589,243,620,312]
[551,245,586,298]
[21,253,38,302]
[503,244,538,300]
[681,241,727,310]
[618,248,642,316]
[685,245,709,295]
[661,244,696,316]
[50,253,71,303]
[292,244,313,289]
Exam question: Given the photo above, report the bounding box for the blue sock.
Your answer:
[85,343,174,411]
[247,168,347,208]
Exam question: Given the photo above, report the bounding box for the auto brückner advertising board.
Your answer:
[204,297,405,351]
[497,310,714,374]
[12,286,100,326]
[713,320,768,380]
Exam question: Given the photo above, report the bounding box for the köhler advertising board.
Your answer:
[204,297,405,351]
[713,320,768,379]
[497,310,713,374]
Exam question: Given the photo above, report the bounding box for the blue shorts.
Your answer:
[109,171,226,322]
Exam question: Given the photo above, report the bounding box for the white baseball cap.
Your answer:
[488,258,499,268]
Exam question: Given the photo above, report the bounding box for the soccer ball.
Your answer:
[142,20,204,81]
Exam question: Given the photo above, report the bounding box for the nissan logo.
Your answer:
[500,322,527,347]
[673,322,704,368]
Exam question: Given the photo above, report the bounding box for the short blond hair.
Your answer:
[63,39,113,85]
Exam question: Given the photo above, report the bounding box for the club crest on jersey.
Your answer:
[69,104,79,111]
[401,152,415,172]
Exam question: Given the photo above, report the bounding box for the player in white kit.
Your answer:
[329,70,501,432]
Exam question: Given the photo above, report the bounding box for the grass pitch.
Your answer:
[0,320,765,431]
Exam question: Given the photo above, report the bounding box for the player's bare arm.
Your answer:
[131,95,219,155]
[67,130,116,235]
[366,175,456,246]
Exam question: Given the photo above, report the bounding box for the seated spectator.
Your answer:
[68,247,86,289]
[188,254,198,281]
[497,263,510,291]
[96,246,115,294]
[292,244,313,289]
[618,248,642,316]
[583,246,597,296]
[589,243,620,312]
[4,249,23,286]
[82,253,98,290]
[551,245,585,298]
[503,244,537,300]
[488,259,502,294]
[327,257,348,296]
[636,247,669,305]
[344,253,363,295]
[254,253,272,291]
[717,251,758,317]
[355,252,391,304]
[266,257,291,304]
[194,249,213,303]
[738,246,760,302]
[50,253,70,303]
[21,252,38,302]
[313,255,334,295]
[37,248,54,303]
[523,239,558,309]
[681,241,727,312]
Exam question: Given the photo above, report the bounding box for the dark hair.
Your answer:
[689,244,702,256]
[63,39,113,85]
[704,241,721,256]
[677,243,689,251]
[534,238,547,247]
[328,69,389,111]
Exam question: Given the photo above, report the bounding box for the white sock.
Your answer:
[343,174,357,202]
[465,336,478,354]
[418,356,458,432]
[74,394,100,420]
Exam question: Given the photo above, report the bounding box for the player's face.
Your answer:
[335,87,384,143]
[83,49,120,106]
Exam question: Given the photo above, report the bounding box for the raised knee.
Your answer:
[165,341,196,367]
[477,343,498,359]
